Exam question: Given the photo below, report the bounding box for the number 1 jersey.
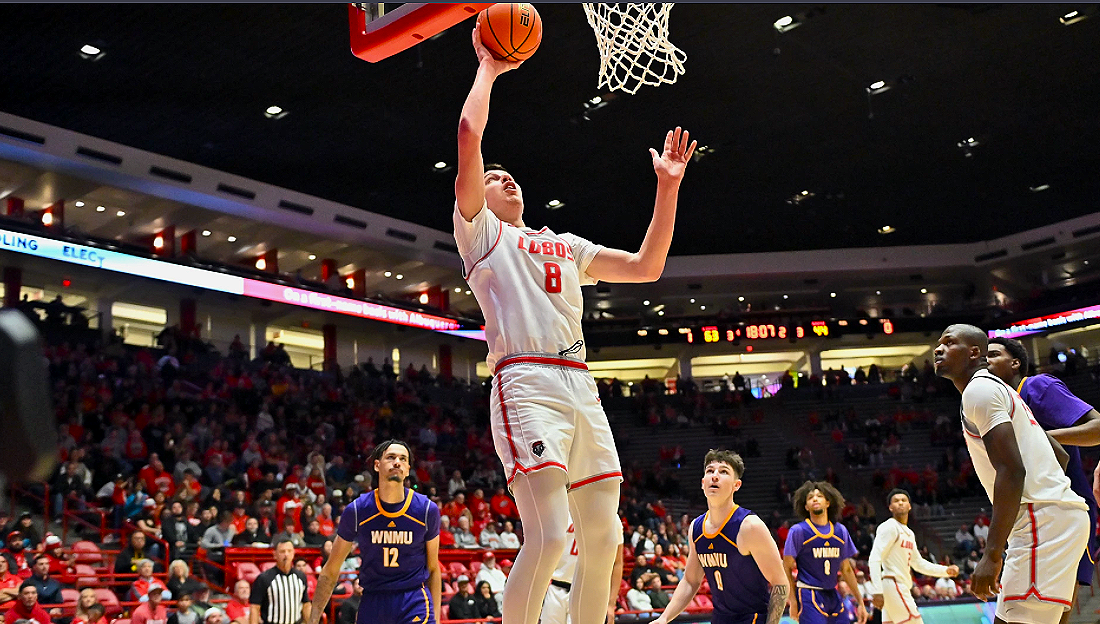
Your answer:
[454,204,604,369]
[337,489,440,593]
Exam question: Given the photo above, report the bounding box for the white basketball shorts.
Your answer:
[997,502,1089,624]
[491,353,622,490]
[540,583,570,624]
[881,577,923,624]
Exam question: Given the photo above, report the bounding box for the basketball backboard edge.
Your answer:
[349,3,497,63]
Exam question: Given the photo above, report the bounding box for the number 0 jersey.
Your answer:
[453,204,604,369]
[336,489,440,593]
[783,520,857,589]
[692,505,770,618]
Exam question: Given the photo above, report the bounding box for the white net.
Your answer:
[582,3,686,95]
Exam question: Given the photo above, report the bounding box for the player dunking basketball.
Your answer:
[782,481,867,624]
[935,325,1088,624]
[652,450,789,624]
[307,440,441,624]
[455,21,696,624]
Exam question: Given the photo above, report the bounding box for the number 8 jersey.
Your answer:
[454,204,604,369]
[336,489,440,592]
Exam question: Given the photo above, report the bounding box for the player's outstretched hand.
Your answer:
[969,553,1002,600]
[945,565,959,578]
[473,22,522,76]
[871,594,884,609]
[650,127,697,184]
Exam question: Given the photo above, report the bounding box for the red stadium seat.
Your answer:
[448,562,469,578]
[72,541,105,565]
[440,605,448,620]
[61,588,81,606]
[469,561,481,575]
[112,619,131,624]
[236,562,262,584]
[74,564,98,587]
[94,588,122,616]
[694,594,713,609]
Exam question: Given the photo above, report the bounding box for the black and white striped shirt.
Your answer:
[249,566,309,624]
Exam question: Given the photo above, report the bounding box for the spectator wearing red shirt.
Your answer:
[1,531,32,579]
[224,579,251,624]
[468,488,490,518]
[275,484,304,532]
[489,487,519,522]
[230,503,250,534]
[178,470,202,502]
[0,556,20,612]
[130,586,168,624]
[442,492,470,527]
[304,469,326,499]
[139,455,177,498]
[439,515,455,548]
[5,583,52,624]
[316,504,335,537]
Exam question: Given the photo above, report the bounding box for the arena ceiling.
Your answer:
[0,3,1097,261]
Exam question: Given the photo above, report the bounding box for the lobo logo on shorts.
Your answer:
[532,441,545,457]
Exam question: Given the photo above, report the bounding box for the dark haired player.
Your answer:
[307,440,441,624]
[986,336,1100,624]
[653,450,789,624]
[455,17,697,624]
[783,481,867,624]
[868,489,957,624]
[936,324,1088,624]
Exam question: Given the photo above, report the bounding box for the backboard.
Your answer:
[349,3,496,63]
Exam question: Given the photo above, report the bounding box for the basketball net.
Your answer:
[582,3,686,95]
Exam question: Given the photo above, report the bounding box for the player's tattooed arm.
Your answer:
[766,584,789,624]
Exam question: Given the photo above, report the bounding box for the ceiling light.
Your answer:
[866,80,890,94]
[78,44,105,61]
[96,206,105,212]
[395,274,403,280]
[643,300,650,306]
[589,96,602,105]
[153,235,164,249]
[346,277,355,288]
[433,161,448,170]
[465,290,471,295]
[74,201,84,207]
[115,210,125,217]
[419,293,429,304]
[878,225,896,235]
[264,105,287,119]
[307,254,316,260]
[637,329,648,337]
[256,258,267,270]
[384,271,392,277]
[875,290,882,295]
[546,199,563,209]
[1061,10,1088,25]
[689,298,695,304]
[657,310,665,316]
[738,296,745,302]
[658,328,669,336]
[454,287,462,293]
[1029,184,1051,193]
[830,292,837,297]
[782,294,789,299]
[920,288,928,294]
[42,212,53,226]
[700,305,706,311]
[773,15,801,32]
[227,236,237,242]
[202,230,211,236]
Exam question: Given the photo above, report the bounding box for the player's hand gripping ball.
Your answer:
[477,3,542,62]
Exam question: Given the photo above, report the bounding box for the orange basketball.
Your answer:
[477,3,542,62]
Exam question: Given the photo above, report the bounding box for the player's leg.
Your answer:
[881,580,923,624]
[796,588,828,624]
[504,468,570,624]
[567,478,620,624]
[540,584,570,624]
[393,585,432,624]
[997,503,1089,624]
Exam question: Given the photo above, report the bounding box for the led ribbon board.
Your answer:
[0,227,484,339]
[988,303,1100,339]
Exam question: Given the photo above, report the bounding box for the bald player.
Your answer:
[934,324,1088,624]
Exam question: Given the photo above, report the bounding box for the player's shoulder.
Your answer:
[1024,373,1063,395]
[962,370,1011,401]
[833,520,853,537]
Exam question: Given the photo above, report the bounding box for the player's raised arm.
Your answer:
[740,515,789,624]
[586,127,697,284]
[455,23,521,222]
[307,535,355,624]
[651,524,704,624]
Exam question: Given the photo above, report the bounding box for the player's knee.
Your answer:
[540,531,568,558]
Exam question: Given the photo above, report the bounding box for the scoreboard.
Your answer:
[681,319,895,344]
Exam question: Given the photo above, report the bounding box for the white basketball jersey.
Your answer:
[867,518,947,592]
[453,204,603,369]
[551,521,578,583]
[961,370,1086,509]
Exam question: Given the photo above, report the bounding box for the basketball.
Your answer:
[477,3,542,62]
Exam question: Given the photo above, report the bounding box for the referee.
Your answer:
[250,539,311,624]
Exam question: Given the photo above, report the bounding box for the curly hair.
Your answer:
[792,480,845,522]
